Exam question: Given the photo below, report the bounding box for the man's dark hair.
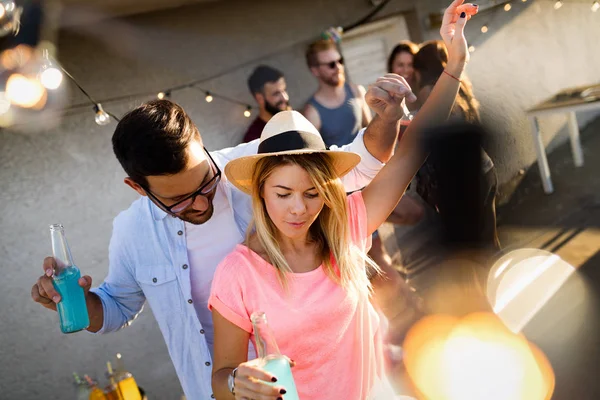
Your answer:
[247,65,284,96]
[112,99,201,188]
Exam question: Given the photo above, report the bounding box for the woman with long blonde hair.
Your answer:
[208,1,478,398]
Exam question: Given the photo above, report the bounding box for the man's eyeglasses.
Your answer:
[144,148,221,214]
[317,57,344,69]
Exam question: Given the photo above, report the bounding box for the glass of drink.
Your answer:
[50,224,90,333]
[251,311,299,400]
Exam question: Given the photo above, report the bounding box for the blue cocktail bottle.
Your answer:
[50,224,90,333]
[251,311,300,400]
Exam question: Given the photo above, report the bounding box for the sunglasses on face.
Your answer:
[144,148,222,215]
[318,57,344,69]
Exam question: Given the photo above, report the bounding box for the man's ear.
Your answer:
[124,177,146,196]
[309,66,320,78]
[255,92,265,108]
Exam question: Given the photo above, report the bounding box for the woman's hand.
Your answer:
[232,359,289,400]
[440,0,479,72]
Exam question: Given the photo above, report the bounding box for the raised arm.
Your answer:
[356,84,373,128]
[362,0,477,234]
[358,83,415,164]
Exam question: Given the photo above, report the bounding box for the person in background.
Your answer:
[385,40,427,230]
[302,38,372,148]
[412,40,500,254]
[302,37,404,308]
[242,65,291,143]
[387,40,420,104]
[364,40,426,282]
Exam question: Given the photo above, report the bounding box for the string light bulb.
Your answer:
[592,1,600,12]
[468,45,476,53]
[93,103,110,126]
[554,1,563,9]
[244,106,252,118]
[205,92,213,103]
[157,90,171,100]
[38,49,63,90]
[522,0,527,2]
[481,25,489,33]
[504,3,512,11]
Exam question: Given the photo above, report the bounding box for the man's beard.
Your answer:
[179,203,215,225]
[323,74,344,87]
[264,99,290,117]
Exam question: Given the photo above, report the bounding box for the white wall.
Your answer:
[415,0,600,198]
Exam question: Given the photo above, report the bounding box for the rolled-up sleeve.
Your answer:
[331,128,384,192]
[208,254,253,333]
[89,219,146,334]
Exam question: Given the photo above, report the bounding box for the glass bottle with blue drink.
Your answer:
[50,224,90,333]
[251,311,299,400]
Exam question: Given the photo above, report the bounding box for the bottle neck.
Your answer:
[251,312,281,358]
[50,224,75,274]
[114,353,132,381]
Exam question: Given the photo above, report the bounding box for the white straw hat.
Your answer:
[225,110,361,194]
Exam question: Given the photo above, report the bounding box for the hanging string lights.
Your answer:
[468,0,597,58]
[13,0,595,127]
[93,104,111,126]
[38,49,63,90]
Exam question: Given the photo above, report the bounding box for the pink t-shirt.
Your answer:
[208,192,386,399]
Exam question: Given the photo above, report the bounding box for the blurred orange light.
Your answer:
[6,73,47,109]
[0,44,33,70]
[403,313,554,400]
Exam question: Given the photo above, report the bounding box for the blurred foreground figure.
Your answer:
[416,121,499,317]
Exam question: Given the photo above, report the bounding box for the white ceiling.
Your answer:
[59,0,223,18]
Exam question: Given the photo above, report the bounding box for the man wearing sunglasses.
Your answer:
[31,93,408,399]
[302,38,372,148]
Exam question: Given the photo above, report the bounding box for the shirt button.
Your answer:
[177,230,183,236]
[152,277,157,283]
[188,299,193,304]
[182,264,188,270]
[205,361,211,366]
[200,329,205,334]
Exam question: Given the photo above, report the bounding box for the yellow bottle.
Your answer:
[114,353,142,400]
[84,375,107,400]
[105,362,125,400]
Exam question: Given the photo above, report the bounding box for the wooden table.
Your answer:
[526,83,600,194]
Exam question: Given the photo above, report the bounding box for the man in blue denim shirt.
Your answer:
[31,92,408,399]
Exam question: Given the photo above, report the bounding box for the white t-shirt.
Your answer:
[186,185,244,357]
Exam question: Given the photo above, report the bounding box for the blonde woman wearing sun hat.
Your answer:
[208,1,478,399]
